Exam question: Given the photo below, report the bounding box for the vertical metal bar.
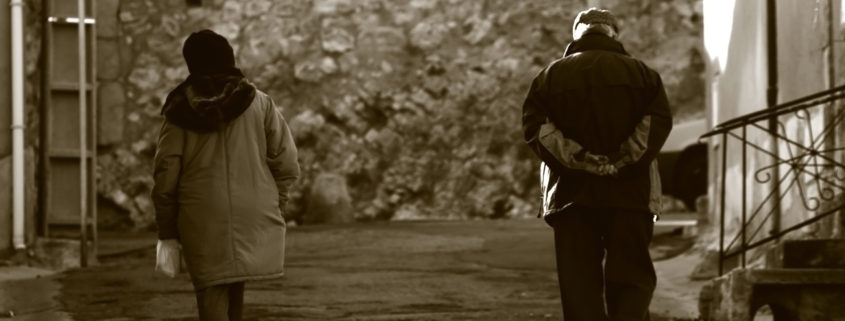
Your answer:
[766,0,782,240]
[719,133,728,275]
[90,0,98,259]
[741,125,748,268]
[827,0,836,89]
[825,0,841,239]
[78,0,88,268]
[39,0,52,238]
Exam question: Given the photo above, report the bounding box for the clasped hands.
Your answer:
[577,150,619,177]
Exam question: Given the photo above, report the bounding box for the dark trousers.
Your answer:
[195,282,245,321]
[545,206,656,321]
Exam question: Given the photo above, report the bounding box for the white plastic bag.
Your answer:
[155,239,181,278]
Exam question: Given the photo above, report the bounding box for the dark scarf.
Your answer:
[161,67,256,133]
[563,33,629,58]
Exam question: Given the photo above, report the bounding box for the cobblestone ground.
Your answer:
[56,219,699,321]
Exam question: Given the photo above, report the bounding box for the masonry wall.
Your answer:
[86,0,706,228]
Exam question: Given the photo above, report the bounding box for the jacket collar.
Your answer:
[563,33,629,57]
[161,68,256,133]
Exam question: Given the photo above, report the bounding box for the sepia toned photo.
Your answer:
[1,0,844,320]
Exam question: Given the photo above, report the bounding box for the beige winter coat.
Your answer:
[152,85,299,289]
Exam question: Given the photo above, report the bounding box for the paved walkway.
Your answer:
[1,219,703,320]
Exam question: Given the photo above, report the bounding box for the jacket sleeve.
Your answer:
[152,120,184,240]
[522,67,602,175]
[264,95,300,212]
[612,73,673,174]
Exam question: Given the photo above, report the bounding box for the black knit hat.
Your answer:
[182,29,236,76]
[573,8,619,34]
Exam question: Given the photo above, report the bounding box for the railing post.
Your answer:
[719,133,728,275]
[767,0,781,240]
[704,86,845,275]
[741,125,747,268]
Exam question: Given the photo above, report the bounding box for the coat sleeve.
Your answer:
[612,73,673,174]
[264,95,300,212]
[152,120,185,240]
[522,67,602,175]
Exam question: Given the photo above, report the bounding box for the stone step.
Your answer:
[766,238,845,269]
[742,268,845,284]
[699,268,845,321]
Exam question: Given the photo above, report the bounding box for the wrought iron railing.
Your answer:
[702,84,845,275]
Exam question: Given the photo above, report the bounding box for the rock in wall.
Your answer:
[93,0,703,227]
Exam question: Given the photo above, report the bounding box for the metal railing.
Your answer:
[702,84,845,275]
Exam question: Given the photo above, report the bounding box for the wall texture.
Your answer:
[90,0,704,227]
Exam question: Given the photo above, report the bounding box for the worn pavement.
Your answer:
[1,219,703,320]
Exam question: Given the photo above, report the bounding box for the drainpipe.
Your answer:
[766,0,781,240]
[10,0,26,250]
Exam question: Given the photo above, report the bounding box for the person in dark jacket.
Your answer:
[152,29,300,321]
[522,8,672,321]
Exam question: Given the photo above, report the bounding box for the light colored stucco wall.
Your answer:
[704,0,843,253]
[704,0,769,250]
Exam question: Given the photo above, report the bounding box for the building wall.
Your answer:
[704,0,843,254]
[1,0,12,253]
[774,0,839,236]
[704,0,769,249]
[1,0,11,157]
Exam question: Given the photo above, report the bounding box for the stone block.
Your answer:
[304,173,353,225]
[321,25,355,53]
[699,268,845,320]
[97,39,121,80]
[313,0,354,15]
[118,37,134,79]
[96,0,121,38]
[98,82,126,146]
[781,239,845,268]
[409,20,448,51]
[31,238,98,270]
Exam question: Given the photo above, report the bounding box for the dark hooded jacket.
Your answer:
[522,33,672,216]
[152,71,299,289]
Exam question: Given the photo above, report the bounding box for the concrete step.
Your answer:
[742,268,845,284]
[655,212,701,237]
[700,268,845,321]
[766,238,845,269]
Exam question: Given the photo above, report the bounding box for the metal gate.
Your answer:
[40,0,97,267]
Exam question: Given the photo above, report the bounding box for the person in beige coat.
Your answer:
[152,29,299,321]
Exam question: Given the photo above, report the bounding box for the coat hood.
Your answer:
[161,69,256,133]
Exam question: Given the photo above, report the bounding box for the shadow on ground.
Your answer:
[55,219,702,321]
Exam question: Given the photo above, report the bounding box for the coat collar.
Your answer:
[563,33,629,57]
[161,68,256,133]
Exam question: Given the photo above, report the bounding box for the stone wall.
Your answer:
[94,0,704,227]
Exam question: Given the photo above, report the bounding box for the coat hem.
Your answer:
[194,271,285,290]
